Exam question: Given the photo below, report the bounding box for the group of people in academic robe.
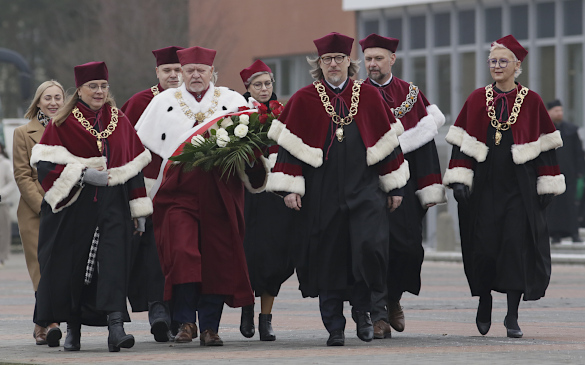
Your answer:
[13,29,565,352]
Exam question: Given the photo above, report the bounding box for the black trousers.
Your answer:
[318,281,371,333]
[172,283,225,333]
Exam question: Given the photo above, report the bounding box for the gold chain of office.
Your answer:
[485,84,529,145]
[392,83,419,119]
[73,106,119,153]
[151,85,160,96]
[175,88,221,122]
[313,80,363,142]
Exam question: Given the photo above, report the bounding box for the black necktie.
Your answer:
[334,87,341,94]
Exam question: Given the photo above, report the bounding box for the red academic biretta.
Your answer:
[74,61,108,88]
[177,46,216,66]
[493,35,528,62]
[152,46,185,67]
[313,32,354,56]
[240,60,272,87]
[359,34,400,53]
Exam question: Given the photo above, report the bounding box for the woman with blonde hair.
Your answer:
[13,80,65,346]
[31,62,152,352]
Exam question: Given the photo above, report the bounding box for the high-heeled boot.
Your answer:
[107,312,135,352]
[240,304,255,338]
[64,322,81,351]
[259,313,275,341]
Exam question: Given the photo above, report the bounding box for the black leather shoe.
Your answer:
[64,322,81,351]
[259,313,276,341]
[326,329,345,346]
[504,317,523,338]
[240,304,255,338]
[151,317,171,343]
[475,295,492,335]
[351,309,374,342]
[46,323,62,347]
[107,312,135,352]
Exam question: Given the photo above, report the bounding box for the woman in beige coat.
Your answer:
[13,80,65,346]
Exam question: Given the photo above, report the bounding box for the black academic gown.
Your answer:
[546,121,585,238]
[455,88,553,300]
[242,92,296,297]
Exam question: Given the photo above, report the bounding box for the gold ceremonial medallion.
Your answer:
[73,106,119,154]
[485,84,528,146]
[151,85,160,96]
[195,112,205,122]
[313,80,363,142]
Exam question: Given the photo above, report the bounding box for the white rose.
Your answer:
[239,114,250,125]
[216,134,230,148]
[220,117,234,128]
[191,134,205,147]
[234,124,249,138]
[216,128,228,137]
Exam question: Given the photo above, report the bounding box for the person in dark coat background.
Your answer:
[443,35,565,339]
[238,60,296,342]
[546,99,585,243]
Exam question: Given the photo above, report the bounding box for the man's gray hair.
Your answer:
[489,42,522,78]
[306,56,361,81]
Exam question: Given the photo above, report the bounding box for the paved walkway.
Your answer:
[1,252,584,364]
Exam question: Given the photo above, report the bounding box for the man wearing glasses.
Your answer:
[359,33,446,340]
[267,32,408,346]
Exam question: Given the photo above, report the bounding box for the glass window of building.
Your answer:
[566,44,583,124]
[563,0,583,36]
[434,12,451,47]
[537,2,555,38]
[436,54,451,117]
[539,46,556,103]
[510,5,529,40]
[485,7,502,42]
[516,56,529,89]
[393,58,403,81]
[364,19,380,36]
[460,52,476,106]
[458,9,475,45]
[412,57,427,93]
[386,17,403,41]
[410,15,426,49]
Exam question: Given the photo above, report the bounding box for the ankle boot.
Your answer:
[64,322,81,351]
[240,304,255,338]
[107,312,135,352]
[259,313,275,341]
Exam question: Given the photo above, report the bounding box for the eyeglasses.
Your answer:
[487,58,512,68]
[251,81,273,90]
[320,55,346,65]
[83,83,110,91]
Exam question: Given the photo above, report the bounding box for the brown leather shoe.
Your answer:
[387,301,405,332]
[373,319,392,339]
[200,329,223,346]
[33,324,48,345]
[174,323,198,343]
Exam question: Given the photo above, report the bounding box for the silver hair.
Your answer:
[306,56,361,81]
[245,71,275,87]
[489,42,522,78]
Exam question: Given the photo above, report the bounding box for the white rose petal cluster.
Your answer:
[191,134,205,147]
[216,134,230,148]
[234,124,249,138]
[239,114,250,125]
[220,117,234,128]
[216,128,228,137]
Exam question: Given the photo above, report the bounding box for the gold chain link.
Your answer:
[72,106,119,153]
[313,80,362,141]
[151,85,160,96]
[175,88,221,122]
[485,84,529,145]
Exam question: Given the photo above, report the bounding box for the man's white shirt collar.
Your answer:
[325,78,348,91]
[370,74,393,87]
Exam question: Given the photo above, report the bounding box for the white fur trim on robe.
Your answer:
[265,171,306,196]
[366,128,400,166]
[398,104,445,155]
[267,119,323,168]
[537,174,566,196]
[108,149,151,186]
[379,160,410,193]
[267,153,278,170]
[415,183,447,207]
[237,156,270,194]
[129,197,153,218]
[445,125,489,163]
[31,144,106,169]
[443,167,474,189]
[43,163,84,213]
[511,130,563,164]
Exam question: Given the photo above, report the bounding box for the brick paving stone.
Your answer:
[1,253,584,364]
